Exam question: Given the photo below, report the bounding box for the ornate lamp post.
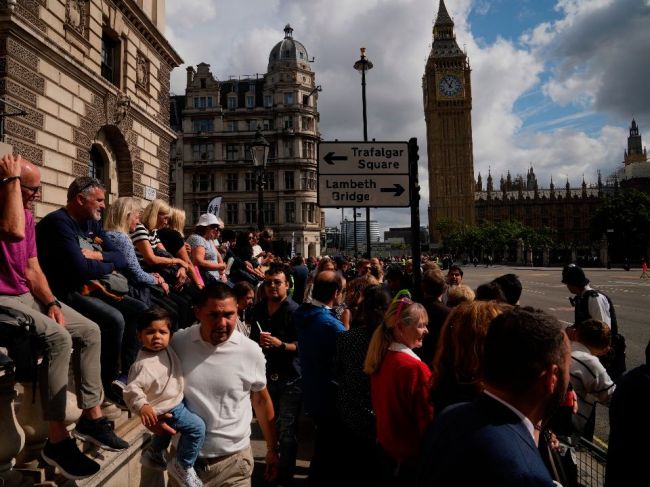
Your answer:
[250,127,270,231]
[354,47,374,257]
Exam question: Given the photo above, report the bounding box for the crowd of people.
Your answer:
[1,152,648,486]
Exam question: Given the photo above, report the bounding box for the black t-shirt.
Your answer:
[157,228,185,256]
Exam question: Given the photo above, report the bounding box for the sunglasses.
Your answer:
[21,183,41,196]
[72,178,102,197]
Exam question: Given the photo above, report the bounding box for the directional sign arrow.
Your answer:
[324,152,348,165]
[380,183,405,197]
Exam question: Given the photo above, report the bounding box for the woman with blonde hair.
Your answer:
[364,291,432,484]
[429,300,512,413]
[157,207,203,289]
[130,198,188,285]
[104,197,167,290]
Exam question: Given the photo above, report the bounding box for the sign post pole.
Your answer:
[409,138,422,301]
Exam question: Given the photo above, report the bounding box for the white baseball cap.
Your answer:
[196,213,219,227]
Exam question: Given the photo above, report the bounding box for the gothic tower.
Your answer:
[624,118,647,165]
[423,0,475,242]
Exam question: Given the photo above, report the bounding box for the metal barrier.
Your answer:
[575,437,607,487]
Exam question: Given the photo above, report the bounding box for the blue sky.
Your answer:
[165,0,650,233]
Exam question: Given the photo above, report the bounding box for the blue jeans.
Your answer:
[67,291,147,387]
[152,402,205,468]
[267,376,303,482]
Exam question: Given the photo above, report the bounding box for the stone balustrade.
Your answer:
[0,346,148,486]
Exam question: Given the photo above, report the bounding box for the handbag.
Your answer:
[78,236,129,298]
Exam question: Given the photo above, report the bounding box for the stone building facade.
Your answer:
[423,0,475,243]
[0,0,182,218]
[170,25,323,257]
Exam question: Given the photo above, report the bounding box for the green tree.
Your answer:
[590,189,650,261]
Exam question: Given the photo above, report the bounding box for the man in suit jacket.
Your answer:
[418,307,571,486]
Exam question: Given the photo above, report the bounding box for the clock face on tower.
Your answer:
[439,74,462,97]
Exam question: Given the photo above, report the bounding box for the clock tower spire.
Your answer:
[423,0,475,243]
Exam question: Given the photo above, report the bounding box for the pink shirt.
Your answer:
[0,209,36,295]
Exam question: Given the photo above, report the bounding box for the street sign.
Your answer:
[317,141,411,207]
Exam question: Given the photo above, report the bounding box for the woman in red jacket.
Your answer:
[363,291,431,485]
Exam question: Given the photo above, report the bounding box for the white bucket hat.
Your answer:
[196,213,219,227]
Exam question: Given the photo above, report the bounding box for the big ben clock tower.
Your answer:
[423,0,475,242]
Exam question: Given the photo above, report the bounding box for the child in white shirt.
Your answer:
[124,308,205,487]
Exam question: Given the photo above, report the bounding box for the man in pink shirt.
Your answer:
[0,155,127,480]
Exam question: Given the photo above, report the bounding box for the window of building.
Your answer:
[265,172,275,190]
[226,144,238,161]
[285,201,295,223]
[227,96,237,109]
[264,94,273,108]
[245,172,256,191]
[192,202,207,224]
[284,117,293,130]
[200,78,206,89]
[192,173,211,192]
[226,173,238,191]
[262,119,273,131]
[248,83,255,93]
[245,202,257,224]
[246,95,255,109]
[284,171,295,190]
[300,170,316,190]
[101,26,120,86]
[193,96,213,109]
[88,146,106,183]
[303,202,315,223]
[264,202,276,224]
[302,94,310,106]
[248,120,258,131]
[226,203,238,225]
[302,141,314,159]
[192,119,214,133]
[284,140,294,157]
[192,143,214,161]
[284,92,294,106]
[227,121,237,132]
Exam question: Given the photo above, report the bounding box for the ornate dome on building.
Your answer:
[267,24,312,73]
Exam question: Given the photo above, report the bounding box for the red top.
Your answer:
[371,349,433,462]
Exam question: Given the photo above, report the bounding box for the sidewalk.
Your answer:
[251,416,314,486]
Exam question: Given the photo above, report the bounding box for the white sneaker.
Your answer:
[168,458,203,487]
[140,445,167,471]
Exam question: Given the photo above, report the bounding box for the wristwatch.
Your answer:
[0,175,21,185]
[279,342,286,351]
[46,299,62,309]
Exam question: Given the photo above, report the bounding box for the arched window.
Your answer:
[89,145,106,182]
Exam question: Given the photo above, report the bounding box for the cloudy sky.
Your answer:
[165,0,650,234]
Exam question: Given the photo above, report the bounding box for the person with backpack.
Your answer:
[561,264,626,380]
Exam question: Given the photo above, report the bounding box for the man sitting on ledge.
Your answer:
[0,154,128,480]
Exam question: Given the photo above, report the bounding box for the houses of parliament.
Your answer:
[424,1,649,257]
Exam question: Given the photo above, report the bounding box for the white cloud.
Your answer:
[164,0,647,235]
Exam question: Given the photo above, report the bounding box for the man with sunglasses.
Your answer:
[36,176,148,406]
[0,156,127,479]
[250,263,300,486]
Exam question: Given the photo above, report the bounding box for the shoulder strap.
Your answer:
[589,289,618,335]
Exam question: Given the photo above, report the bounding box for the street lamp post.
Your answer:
[354,47,374,258]
[250,127,270,231]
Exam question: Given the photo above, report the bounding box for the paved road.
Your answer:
[460,265,650,369]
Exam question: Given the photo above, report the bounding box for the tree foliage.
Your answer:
[590,189,650,258]
[436,219,554,257]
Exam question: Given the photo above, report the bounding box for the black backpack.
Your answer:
[0,305,41,383]
[578,290,626,380]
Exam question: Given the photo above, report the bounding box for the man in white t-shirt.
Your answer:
[151,283,279,486]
